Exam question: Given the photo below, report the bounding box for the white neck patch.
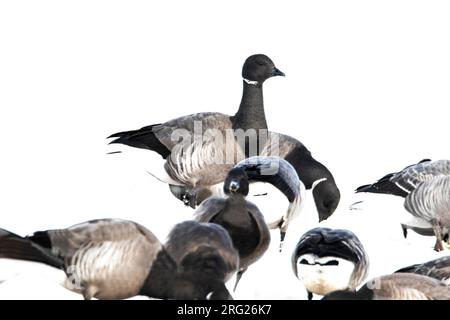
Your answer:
[311,178,327,191]
[243,78,259,86]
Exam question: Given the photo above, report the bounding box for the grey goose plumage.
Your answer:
[323,273,450,300]
[169,132,341,223]
[292,227,369,299]
[403,175,450,251]
[193,167,270,290]
[395,255,450,283]
[356,159,450,197]
[0,219,238,300]
[108,54,285,189]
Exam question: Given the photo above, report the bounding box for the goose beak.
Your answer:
[272,67,285,77]
[229,181,240,192]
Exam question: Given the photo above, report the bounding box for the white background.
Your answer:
[0,1,449,299]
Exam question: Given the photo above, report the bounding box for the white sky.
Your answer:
[0,1,449,299]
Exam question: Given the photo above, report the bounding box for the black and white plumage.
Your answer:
[403,175,450,251]
[261,132,340,222]
[322,273,450,300]
[355,159,450,197]
[233,156,305,250]
[108,54,284,190]
[0,219,238,300]
[291,228,369,300]
[193,167,271,290]
[395,256,450,283]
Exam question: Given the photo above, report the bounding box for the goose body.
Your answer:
[292,228,369,299]
[404,175,450,251]
[109,54,284,189]
[395,256,450,283]
[323,273,450,300]
[0,219,238,300]
[356,159,450,197]
[193,167,270,289]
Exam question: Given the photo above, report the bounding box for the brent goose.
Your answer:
[403,175,450,251]
[169,132,341,223]
[108,54,284,192]
[395,256,450,283]
[261,132,340,222]
[322,273,450,300]
[291,227,369,300]
[234,156,305,250]
[193,167,271,290]
[0,219,238,300]
[355,159,450,197]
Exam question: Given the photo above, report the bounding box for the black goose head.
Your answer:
[291,227,367,277]
[242,54,285,84]
[313,180,341,222]
[177,248,234,300]
[224,168,250,196]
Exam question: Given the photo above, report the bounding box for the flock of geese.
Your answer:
[0,54,449,300]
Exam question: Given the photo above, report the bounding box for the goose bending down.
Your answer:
[0,219,238,300]
[291,227,369,300]
[395,256,450,283]
[108,54,285,191]
[403,175,450,251]
[355,159,450,197]
[171,133,340,222]
[193,167,271,290]
[233,156,305,250]
[322,273,450,300]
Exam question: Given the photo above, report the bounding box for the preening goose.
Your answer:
[403,175,450,251]
[395,256,450,283]
[108,54,285,191]
[193,167,271,290]
[0,219,238,300]
[291,227,369,300]
[322,273,450,300]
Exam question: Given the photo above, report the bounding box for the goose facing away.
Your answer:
[403,175,450,251]
[193,167,271,290]
[108,54,285,189]
[292,227,369,300]
[322,273,450,300]
[395,256,450,283]
[355,159,450,197]
[0,219,238,300]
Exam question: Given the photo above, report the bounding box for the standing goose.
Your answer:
[355,159,450,245]
[322,273,450,300]
[395,256,450,283]
[291,227,369,300]
[0,219,238,300]
[108,54,285,193]
[193,167,271,290]
[403,175,450,251]
[355,159,450,197]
